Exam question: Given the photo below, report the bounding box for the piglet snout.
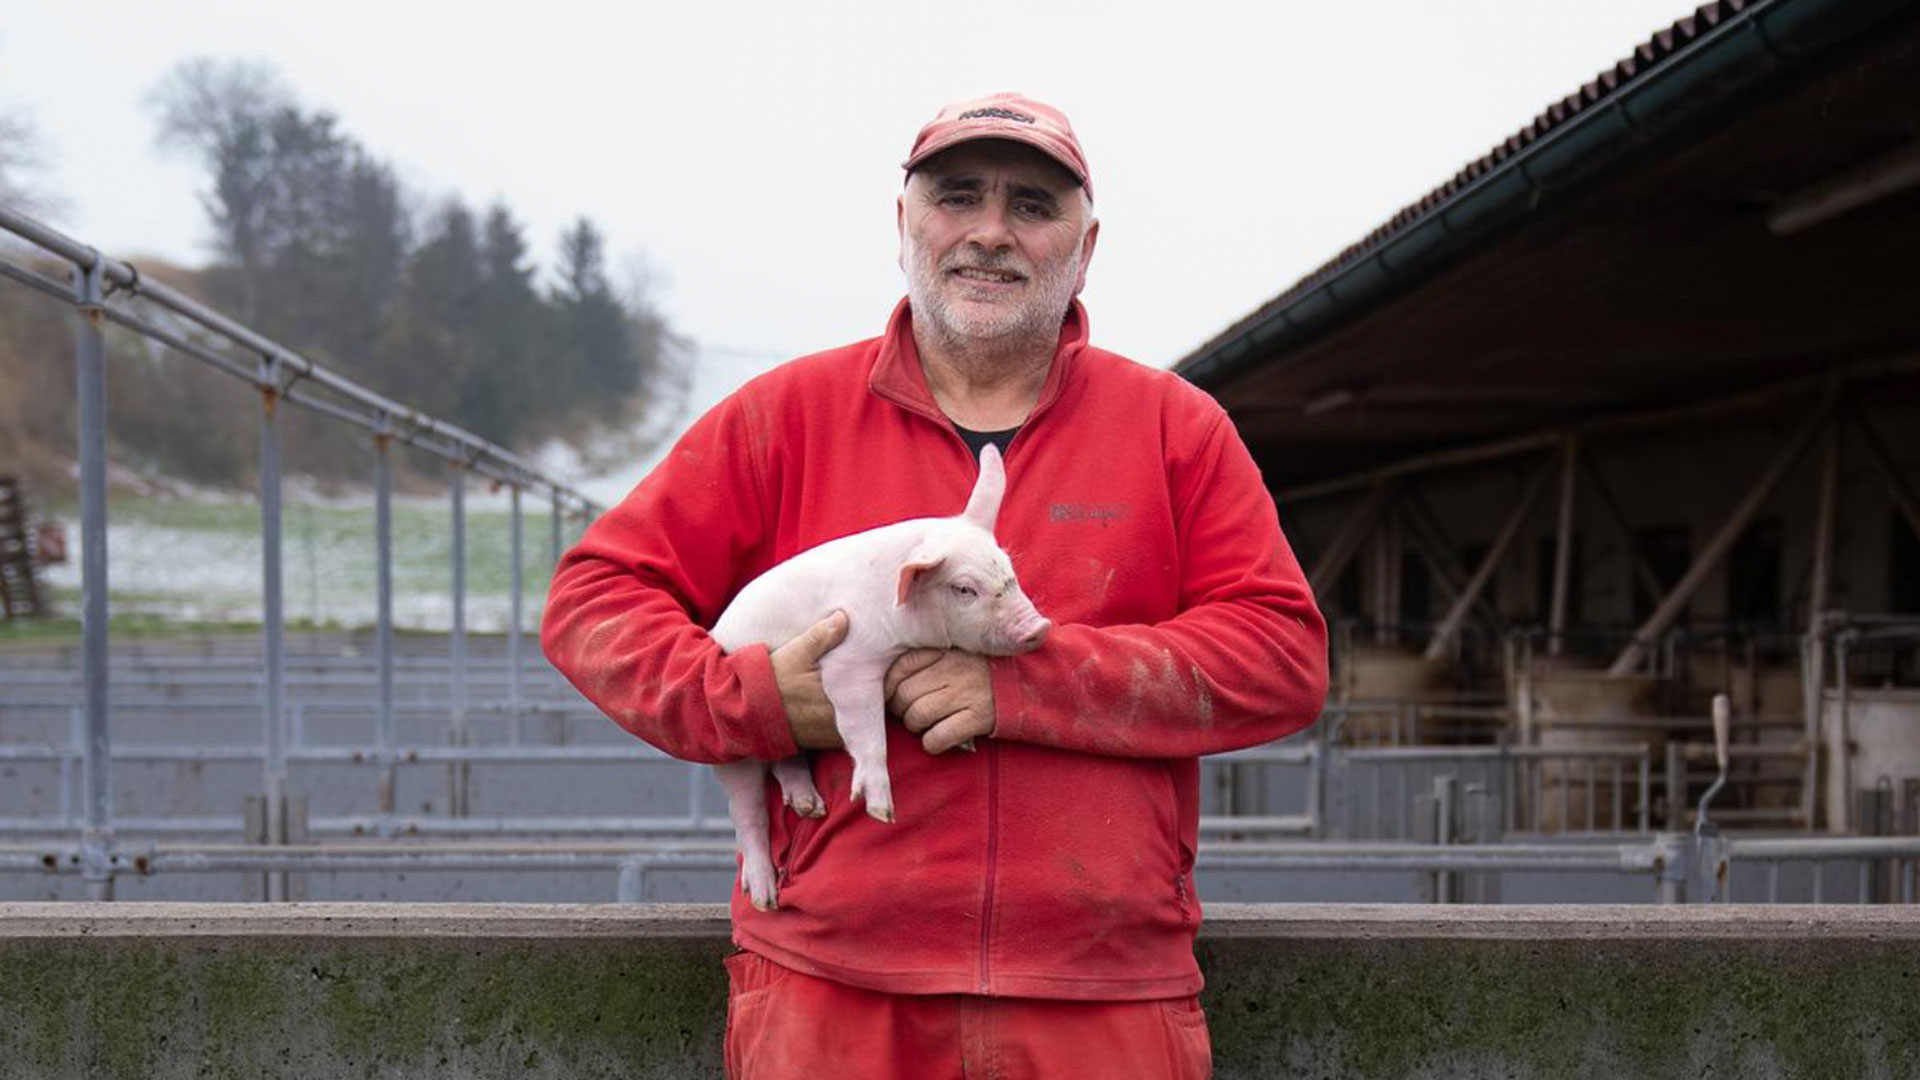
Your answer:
[1011,616,1051,653]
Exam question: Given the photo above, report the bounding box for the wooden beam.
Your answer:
[1307,482,1395,598]
[1425,454,1558,661]
[1400,489,1503,632]
[1607,399,1837,677]
[1808,424,1840,632]
[1851,403,1920,548]
[1547,436,1579,657]
[1273,352,1920,506]
[1576,455,1668,608]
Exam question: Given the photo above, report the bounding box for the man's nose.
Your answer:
[965,200,1015,251]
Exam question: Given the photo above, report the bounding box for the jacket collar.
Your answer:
[868,297,1090,428]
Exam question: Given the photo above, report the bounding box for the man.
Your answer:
[541,92,1327,1078]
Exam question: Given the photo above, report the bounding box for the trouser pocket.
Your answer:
[1160,996,1213,1080]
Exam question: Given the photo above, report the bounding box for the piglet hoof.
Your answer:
[850,770,895,824]
[785,790,827,819]
[741,863,780,912]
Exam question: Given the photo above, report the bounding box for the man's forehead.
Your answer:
[908,139,1082,194]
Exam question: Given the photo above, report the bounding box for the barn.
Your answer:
[1176,0,1920,834]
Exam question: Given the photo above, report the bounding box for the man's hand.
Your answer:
[885,648,995,754]
[773,610,849,750]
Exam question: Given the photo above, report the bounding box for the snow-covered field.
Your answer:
[37,344,786,633]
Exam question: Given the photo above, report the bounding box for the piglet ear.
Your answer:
[896,555,945,606]
[961,443,1006,532]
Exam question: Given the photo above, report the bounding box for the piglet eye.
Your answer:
[949,584,978,599]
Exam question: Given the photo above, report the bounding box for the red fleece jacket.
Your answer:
[541,299,1327,999]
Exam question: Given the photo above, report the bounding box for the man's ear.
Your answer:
[1073,216,1100,297]
[896,553,945,606]
[897,195,908,274]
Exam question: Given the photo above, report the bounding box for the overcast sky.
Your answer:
[6,0,1698,495]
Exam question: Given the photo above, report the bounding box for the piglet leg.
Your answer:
[821,658,893,823]
[770,754,825,818]
[714,759,781,910]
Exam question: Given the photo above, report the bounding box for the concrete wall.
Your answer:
[4,903,1918,1079]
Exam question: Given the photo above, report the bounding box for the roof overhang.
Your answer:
[1176,0,1920,492]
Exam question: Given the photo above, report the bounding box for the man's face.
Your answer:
[898,140,1099,347]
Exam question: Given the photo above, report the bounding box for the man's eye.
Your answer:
[1014,201,1056,218]
[939,193,976,208]
[949,584,978,599]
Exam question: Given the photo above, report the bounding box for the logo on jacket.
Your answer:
[959,107,1036,124]
[1050,503,1130,523]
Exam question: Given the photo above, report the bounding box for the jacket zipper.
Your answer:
[978,740,999,993]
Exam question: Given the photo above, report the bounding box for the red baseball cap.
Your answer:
[902,92,1093,203]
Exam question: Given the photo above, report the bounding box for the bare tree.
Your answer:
[148,58,292,320]
[0,109,60,222]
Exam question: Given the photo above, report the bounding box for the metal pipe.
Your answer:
[1837,633,1855,834]
[258,355,288,903]
[509,484,525,745]
[1809,423,1840,631]
[1731,836,1920,860]
[1548,436,1578,657]
[72,258,114,902]
[450,464,470,818]
[1371,521,1396,646]
[1425,455,1557,660]
[1607,402,1836,676]
[1803,421,1841,832]
[375,433,396,836]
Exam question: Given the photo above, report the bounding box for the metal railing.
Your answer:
[0,204,604,899]
[6,199,1917,906]
[4,653,1918,903]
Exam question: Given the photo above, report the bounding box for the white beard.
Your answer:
[903,230,1084,352]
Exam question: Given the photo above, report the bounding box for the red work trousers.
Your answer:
[724,951,1213,1079]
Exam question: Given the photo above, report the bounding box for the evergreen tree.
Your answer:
[137,58,688,485]
[552,217,637,423]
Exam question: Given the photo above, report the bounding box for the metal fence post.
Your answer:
[1666,740,1685,831]
[616,856,646,904]
[258,351,288,902]
[73,255,115,901]
[449,463,470,816]
[509,483,525,745]
[1653,832,1691,904]
[375,430,396,837]
[1461,782,1503,902]
[1860,783,1894,903]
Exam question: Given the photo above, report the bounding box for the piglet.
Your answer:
[709,444,1050,910]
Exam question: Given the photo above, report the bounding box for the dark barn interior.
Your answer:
[1178,0,1920,834]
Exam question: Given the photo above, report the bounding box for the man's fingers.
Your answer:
[923,715,990,755]
[795,610,849,663]
[896,685,959,734]
[884,648,947,700]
